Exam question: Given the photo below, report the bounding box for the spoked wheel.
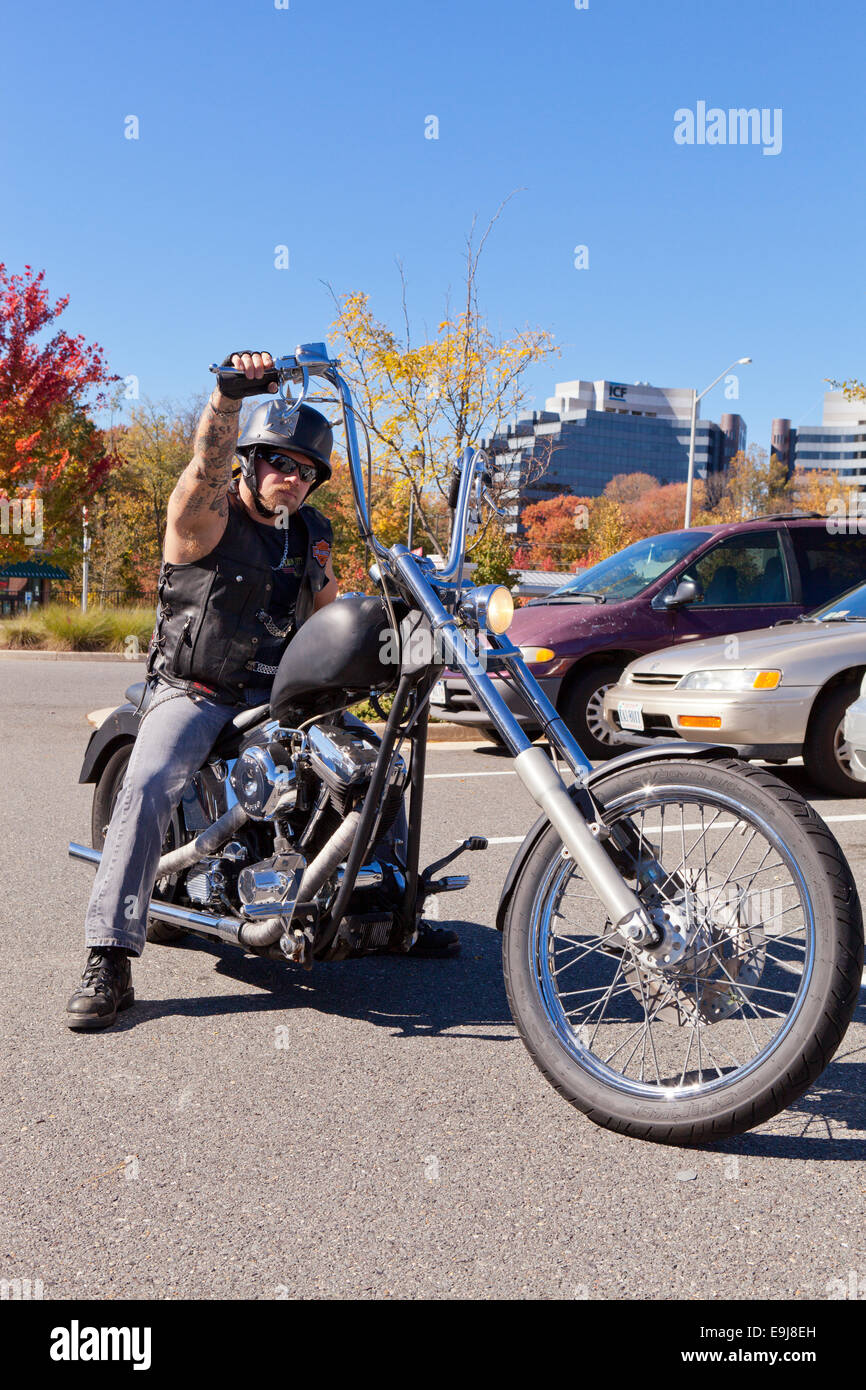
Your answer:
[503,757,863,1145]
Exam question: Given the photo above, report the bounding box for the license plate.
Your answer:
[431,680,447,705]
[618,701,644,732]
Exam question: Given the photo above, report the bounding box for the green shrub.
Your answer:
[0,613,52,648]
[40,606,114,651]
[0,603,156,653]
[349,692,395,723]
[102,606,157,654]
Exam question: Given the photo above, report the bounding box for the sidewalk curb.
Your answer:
[8,649,483,743]
[84,705,485,742]
[0,649,498,742]
[0,649,145,662]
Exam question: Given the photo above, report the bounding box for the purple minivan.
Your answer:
[432,515,866,757]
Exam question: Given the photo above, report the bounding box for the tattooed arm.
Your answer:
[313,553,339,611]
[164,351,276,564]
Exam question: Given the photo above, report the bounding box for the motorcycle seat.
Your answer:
[209,703,270,759]
[124,680,269,756]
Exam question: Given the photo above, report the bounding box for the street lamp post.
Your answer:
[684,357,752,527]
[81,506,90,613]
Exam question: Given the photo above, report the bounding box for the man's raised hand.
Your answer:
[215,351,280,400]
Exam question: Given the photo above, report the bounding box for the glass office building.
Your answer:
[482,377,746,533]
[773,394,866,489]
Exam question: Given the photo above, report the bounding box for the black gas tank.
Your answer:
[270,595,396,723]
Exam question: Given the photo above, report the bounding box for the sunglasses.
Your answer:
[256,448,318,485]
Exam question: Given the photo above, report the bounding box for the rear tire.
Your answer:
[503,757,863,1144]
[803,680,864,797]
[560,662,623,761]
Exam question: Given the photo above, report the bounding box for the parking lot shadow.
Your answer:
[117,917,516,1042]
[692,999,866,1159]
[111,921,866,1153]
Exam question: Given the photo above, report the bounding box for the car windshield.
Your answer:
[810,581,866,622]
[550,530,713,601]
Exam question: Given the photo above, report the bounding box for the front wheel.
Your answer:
[502,757,863,1145]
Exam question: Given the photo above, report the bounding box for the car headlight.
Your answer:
[677,669,782,691]
[519,646,555,665]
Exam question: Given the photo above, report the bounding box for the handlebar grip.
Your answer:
[447,469,462,510]
[209,360,281,400]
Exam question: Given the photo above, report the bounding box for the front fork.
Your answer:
[390,553,660,948]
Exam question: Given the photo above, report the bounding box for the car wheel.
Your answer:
[803,679,864,797]
[559,662,623,761]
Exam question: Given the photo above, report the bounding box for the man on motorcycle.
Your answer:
[66,351,456,1032]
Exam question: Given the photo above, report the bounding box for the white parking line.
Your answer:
[483,811,866,847]
[425,769,516,779]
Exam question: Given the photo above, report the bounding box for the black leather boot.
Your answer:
[65,948,135,1031]
[403,921,460,958]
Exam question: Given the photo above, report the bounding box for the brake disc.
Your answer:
[623,878,766,1025]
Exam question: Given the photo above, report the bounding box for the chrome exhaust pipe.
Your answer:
[236,811,363,949]
[69,808,368,954]
[67,842,280,949]
[145,898,247,945]
[156,802,249,878]
[69,843,103,869]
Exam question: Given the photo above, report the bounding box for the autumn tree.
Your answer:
[620,479,706,537]
[582,494,632,565]
[603,472,658,507]
[789,467,846,517]
[827,377,866,404]
[467,518,518,587]
[701,447,790,522]
[74,397,206,599]
[0,264,119,564]
[519,494,592,570]
[326,200,558,558]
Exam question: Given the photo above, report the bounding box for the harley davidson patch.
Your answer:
[312,539,331,568]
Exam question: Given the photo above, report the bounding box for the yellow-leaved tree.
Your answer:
[324,201,558,565]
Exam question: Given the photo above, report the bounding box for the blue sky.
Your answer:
[1,0,863,457]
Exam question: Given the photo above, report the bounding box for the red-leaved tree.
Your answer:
[517,493,593,571]
[0,264,120,564]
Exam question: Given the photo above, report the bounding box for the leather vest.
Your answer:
[146,485,333,703]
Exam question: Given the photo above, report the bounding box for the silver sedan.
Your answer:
[602,583,866,795]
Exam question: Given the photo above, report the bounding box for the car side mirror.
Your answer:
[664,578,702,608]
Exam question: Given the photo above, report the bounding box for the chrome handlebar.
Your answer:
[210,343,489,582]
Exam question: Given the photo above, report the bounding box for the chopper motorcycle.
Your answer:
[70,343,863,1145]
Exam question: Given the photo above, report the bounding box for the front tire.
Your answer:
[503,757,862,1144]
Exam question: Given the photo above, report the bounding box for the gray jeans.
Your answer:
[84,678,266,956]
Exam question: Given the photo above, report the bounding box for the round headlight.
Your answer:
[485,586,514,634]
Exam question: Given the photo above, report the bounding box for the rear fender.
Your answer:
[78,703,140,784]
[494,741,737,931]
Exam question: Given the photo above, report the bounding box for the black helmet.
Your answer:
[236,399,333,513]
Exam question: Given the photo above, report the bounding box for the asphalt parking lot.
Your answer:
[2,659,866,1301]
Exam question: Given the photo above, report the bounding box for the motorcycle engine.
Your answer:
[306,723,406,825]
[230,740,296,819]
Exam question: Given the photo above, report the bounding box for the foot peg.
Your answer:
[419,836,487,900]
[424,874,470,896]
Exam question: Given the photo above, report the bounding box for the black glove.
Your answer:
[216,351,279,400]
